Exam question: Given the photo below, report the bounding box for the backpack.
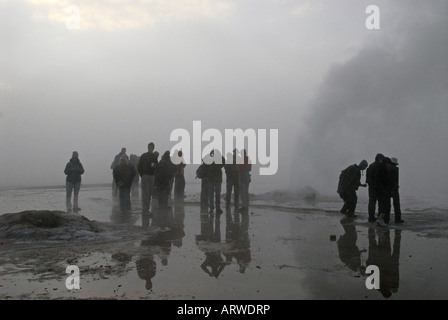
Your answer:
[337,165,355,197]
[196,164,207,179]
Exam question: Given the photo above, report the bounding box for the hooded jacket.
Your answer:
[64,158,85,184]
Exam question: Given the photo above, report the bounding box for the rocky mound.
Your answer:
[0,210,103,242]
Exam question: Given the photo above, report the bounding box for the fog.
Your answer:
[294,1,448,198]
[0,1,446,199]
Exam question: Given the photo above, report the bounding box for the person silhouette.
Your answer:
[136,252,156,291]
[196,211,228,278]
[224,209,251,273]
[337,217,366,272]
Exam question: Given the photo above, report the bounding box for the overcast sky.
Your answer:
[0,1,447,198]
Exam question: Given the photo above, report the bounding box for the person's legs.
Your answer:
[73,183,81,211]
[377,192,390,226]
[208,182,215,212]
[161,185,170,208]
[118,186,126,212]
[124,186,132,211]
[340,194,348,214]
[346,191,357,216]
[233,180,240,210]
[215,182,222,212]
[392,191,402,222]
[66,182,74,212]
[383,196,391,224]
[141,175,150,212]
[225,179,232,208]
[148,175,155,209]
[112,178,118,199]
[368,187,378,221]
[200,179,209,213]
[240,183,249,212]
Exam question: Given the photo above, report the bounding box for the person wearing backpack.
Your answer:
[64,151,84,213]
[337,160,368,218]
[205,149,225,214]
[155,151,177,209]
[113,155,137,214]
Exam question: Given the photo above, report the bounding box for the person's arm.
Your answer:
[79,163,85,175]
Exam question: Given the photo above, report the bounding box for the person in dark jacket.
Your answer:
[155,151,177,209]
[375,157,394,227]
[205,149,225,214]
[224,150,239,211]
[174,150,186,202]
[337,160,368,218]
[113,155,136,214]
[366,153,385,223]
[111,147,128,199]
[138,142,158,213]
[64,151,85,213]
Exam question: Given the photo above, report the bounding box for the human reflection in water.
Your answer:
[224,208,251,273]
[136,252,156,291]
[366,228,401,298]
[196,212,228,278]
[136,205,185,291]
[337,217,366,273]
[110,204,136,225]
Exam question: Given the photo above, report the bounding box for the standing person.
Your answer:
[237,149,252,213]
[174,150,187,201]
[366,153,385,223]
[375,157,394,227]
[110,147,128,199]
[337,160,368,218]
[64,151,84,213]
[129,154,140,199]
[206,149,225,214]
[113,155,136,214]
[138,143,158,213]
[155,151,177,209]
[225,150,240,211]
[390,157,404,224]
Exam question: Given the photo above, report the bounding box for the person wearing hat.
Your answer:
[113,155,136,214]
[64,151,85,213]
[389,157,403,224]
[337,160,368,218]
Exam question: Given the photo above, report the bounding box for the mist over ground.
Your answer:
[294,1,448,198]
[0,1,446,201]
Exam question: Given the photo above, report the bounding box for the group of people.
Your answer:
[197,148,252,214]
[337,153,403,227]
[63,146,251,216]
[110,144,186,214]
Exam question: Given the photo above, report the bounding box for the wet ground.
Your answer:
[0,187,447,299]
